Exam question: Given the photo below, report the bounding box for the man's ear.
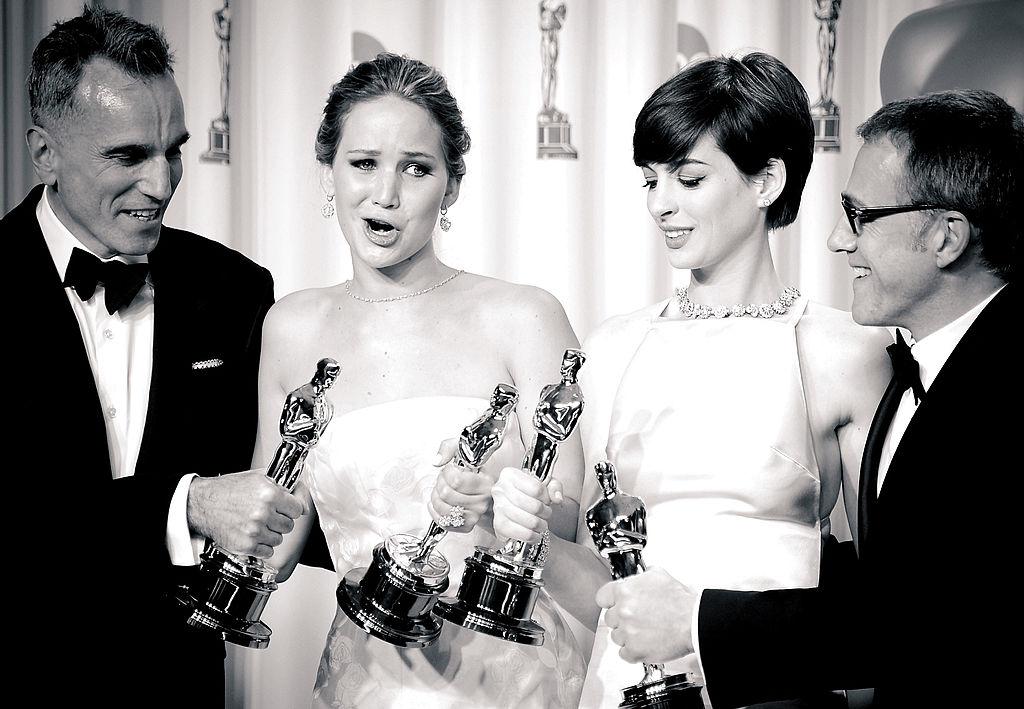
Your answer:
[933,210,973,269]
[754,157,787,210]
[442,177,461,210]
[26,126,60,187]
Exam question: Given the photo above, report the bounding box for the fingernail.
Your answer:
[432,453,444,466]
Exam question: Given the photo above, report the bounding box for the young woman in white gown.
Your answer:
[257,54,585,708]
[490,52,892,708]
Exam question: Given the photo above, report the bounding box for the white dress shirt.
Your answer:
[38,187,202,565]
[877,286,1004,493]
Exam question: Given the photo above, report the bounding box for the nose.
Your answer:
[827,216,856,253]
[139,157,174,202]
[647,185,677,222]
[372,170,400,209]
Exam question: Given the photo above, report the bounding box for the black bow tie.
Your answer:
[886,330,926,405]
[64,248,150,315]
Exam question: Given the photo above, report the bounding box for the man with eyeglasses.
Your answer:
[593,89,1021,706]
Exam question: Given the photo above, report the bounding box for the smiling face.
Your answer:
[827,138,940,329]
[330,95,458,271]
[641,134,765,271]
[42,58,188,258]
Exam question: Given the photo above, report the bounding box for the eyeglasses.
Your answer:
[840,196,944,235]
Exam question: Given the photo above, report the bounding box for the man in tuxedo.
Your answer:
[8,7,306,705]
[595,89,1021,706]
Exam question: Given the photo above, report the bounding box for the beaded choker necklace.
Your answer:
[673,286,801,319]
[345,269,464,303]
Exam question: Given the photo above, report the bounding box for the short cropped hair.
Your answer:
[28,5,174,128]
[315,53,471,182]
[634,52,814,230]
[858,89,1022,281]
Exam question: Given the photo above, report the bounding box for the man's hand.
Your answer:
[595,568,697,664]
[428,438,495,531]
[186,469,306,558]
[491,466,564,544]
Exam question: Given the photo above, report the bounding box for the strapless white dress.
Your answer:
[577,298,825,708]
[306,396,585,709]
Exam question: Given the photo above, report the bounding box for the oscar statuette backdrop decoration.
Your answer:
[587,461,704,709]
[537,0,578,159]
[811,0,842,152]
[201,0,231,163]
[337,383,520,648]
[174,358,340,648]
[433,349,585,645]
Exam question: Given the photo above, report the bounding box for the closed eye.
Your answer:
[676,176,704,188]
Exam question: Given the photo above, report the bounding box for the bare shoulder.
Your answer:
[263,285,344,340]
[797,301,892,406]
[464,274,569,321]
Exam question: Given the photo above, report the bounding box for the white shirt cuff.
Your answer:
[692,588,707,683]
[166,473,207,566]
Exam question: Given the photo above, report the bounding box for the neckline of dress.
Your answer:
[330,394,491,425]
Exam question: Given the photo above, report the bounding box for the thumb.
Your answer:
[433,437,459,467]
[547,478,565,505]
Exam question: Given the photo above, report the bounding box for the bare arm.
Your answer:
[254,299,319,581]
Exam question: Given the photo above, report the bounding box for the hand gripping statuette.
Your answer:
[587,461,704,708]
[175,358,340,648]
[337,383,520,647]
[434,349,585,645]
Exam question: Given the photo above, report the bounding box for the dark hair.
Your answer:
[315,53,471,181]
[858,89,1022,281]
[633,52,813,230]
[27,5,174,128]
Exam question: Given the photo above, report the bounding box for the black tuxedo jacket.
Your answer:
[10,185,272,705]
[698,284,1020,707]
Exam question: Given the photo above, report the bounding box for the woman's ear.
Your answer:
[443,177,461,210]
[755,157,787,209]
[319,166,334,196]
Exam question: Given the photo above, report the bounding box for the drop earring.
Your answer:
[439,206,452,232]
[322,194,335,219]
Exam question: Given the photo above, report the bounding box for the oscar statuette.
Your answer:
[336,383,520,647]
[433,349,585,645]
[587,461,704,708]
[174,358,340,648]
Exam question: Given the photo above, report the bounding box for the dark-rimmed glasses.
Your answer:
[841,195,944,235]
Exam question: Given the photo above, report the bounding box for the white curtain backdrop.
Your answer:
[2,1,972,706]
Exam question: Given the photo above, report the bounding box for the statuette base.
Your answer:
[432,546,545,645]
[173,545,278,649]
[337,535,449,648]
[619,672,705,708]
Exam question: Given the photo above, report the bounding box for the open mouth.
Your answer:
[123,208,160,223]
[852,267,871,279]
[663,228,692,248]
[364,217,399,246]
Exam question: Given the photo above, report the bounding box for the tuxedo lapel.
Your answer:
[873,285,1015,516]
[16,186,113,483]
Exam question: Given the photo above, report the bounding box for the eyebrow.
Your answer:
[345,149,438,160]
[100,131,191,156]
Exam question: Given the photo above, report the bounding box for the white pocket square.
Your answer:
[191,358,224,370]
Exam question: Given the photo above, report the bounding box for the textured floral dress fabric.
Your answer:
[306,396,585,709]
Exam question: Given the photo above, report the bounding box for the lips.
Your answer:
[852,266,871,279]
[661,226,693,249]
[363,217,400,247]
[122,208,161,222]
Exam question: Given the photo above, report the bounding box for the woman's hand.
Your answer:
[491,466,565,544]
[427,437,496,532]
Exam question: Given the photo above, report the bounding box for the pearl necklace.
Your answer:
[345,269,464,303]
[673,285,801,319]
